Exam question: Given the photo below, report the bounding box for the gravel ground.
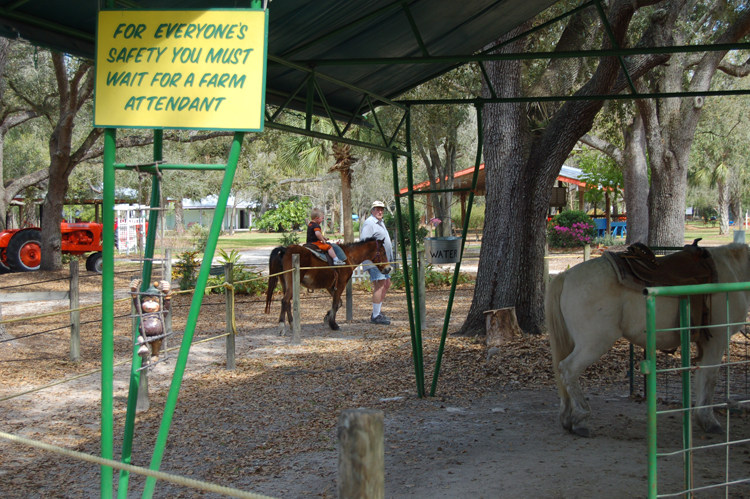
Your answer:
[2,247,750,498]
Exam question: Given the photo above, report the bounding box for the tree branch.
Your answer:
[278,176,329,185]
[3,168,49,203]
[579,133,624,164]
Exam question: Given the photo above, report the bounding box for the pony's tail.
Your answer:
[546,271,575,400]
[265,246,286,314]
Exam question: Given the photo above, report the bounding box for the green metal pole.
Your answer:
[679,298,693,497]
[101,128,116,499]
[430,103,483,396]
[118,130,162,498]
[405,109,425,397]
[645,294,658,499]
[391,152,420,397]
[142,132,245,498]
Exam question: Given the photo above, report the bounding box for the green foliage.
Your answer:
[188,223,212,250]
[383,211,428,247]
[547,210,596,248]
[278,232,300,246]
[595,234,626,247]
[576,147,624,212]
[255,198,311,232]
[205,265,268,296]
[217,248,242,265]
[174,250,200,291]
[386,265,474,290]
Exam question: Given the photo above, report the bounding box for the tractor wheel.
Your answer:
[86,251,103,274]
[0,260,11,274]
[6,229,42,271]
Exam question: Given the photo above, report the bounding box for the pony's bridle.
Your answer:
[373,239,382,264]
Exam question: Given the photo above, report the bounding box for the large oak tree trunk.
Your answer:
[460,1,655,336]
[622,110,649,244]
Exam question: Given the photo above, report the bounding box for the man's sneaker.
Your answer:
[333,258,345,265]
[370,314,391,325]
[378,313,391,321]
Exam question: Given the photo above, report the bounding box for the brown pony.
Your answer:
[265,237,392,334]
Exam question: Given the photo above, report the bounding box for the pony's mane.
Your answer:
[342,237,379,248]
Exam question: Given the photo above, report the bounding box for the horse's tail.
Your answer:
[546,271,575,400]
[265,246,286,314]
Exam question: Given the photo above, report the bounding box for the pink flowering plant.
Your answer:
[547,210,596,248]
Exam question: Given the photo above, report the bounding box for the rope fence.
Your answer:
[0,431,280,499]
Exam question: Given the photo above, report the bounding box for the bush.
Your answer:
[279,232,300,246]
[205,266,268,296]
[255,198,311,232]
[547,210,596,248]
[383,211,428,247]
[173,250,200,290]
[386,265,474,290]
[188,223,212,250]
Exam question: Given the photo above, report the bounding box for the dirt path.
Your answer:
[2,249,749,498]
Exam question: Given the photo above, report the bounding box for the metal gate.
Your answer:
[644,283,750,498]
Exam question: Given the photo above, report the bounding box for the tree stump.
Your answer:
[484,307,524,348]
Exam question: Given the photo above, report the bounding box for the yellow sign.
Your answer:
[94,10,267,131]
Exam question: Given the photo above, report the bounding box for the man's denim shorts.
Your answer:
[366,266,390,282]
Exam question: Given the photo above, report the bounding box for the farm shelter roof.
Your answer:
[401,163,585,196]
[0,0,559,121]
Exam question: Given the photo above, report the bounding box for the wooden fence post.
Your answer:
[338,409,384,499]
[292,253,301,345]
[69,259,80,361]
[164,249,172,336]
[418,250,426,331]
[346,278,353,321]
[225,262,235,370]
[584,243,591,261]
[136,350,150,412]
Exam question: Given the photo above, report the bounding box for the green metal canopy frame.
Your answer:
[6,0,750,496]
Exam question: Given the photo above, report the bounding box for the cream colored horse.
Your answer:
[546,243,750,437]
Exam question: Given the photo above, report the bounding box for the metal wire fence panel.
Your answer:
[645,284,750,499]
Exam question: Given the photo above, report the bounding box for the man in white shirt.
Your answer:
[360,200,393,325]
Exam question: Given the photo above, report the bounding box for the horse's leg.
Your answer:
[557,336,620,437]
[325,286,343,331]
[693,331,729,434]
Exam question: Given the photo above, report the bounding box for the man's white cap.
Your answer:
[371,200,386,210]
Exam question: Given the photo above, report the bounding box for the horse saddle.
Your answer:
[302,244,335,265]
[604,239,718,356]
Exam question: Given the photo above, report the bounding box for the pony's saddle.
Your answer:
[605,239,718,352]
[302,243,340,265]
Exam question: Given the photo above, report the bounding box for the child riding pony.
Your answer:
[265,237,392,334]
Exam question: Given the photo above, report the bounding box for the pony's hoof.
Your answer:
[329,322,340,331]
[704,423,724,435]
[571,425,591,438]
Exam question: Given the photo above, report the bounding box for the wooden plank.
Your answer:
[0,291,69,302]
[292,253,301,345]
[69,260,80,362]
[225,262,235,370]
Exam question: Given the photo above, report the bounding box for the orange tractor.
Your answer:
[0,222,103,274]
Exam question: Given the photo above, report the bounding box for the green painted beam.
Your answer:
[294,42,750,66]
[265,121,409,156]
[114,163,225,171]
[399,88,750,105]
